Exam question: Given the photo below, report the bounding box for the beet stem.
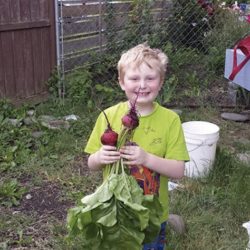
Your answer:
[130,87,141,109]
[100,109,111,129]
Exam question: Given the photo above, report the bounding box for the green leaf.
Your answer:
[81,180,112,206]
[95,199,117,227]
[67,154,163,249]
[142,195,163,244]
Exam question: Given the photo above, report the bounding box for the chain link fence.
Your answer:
[55,0,250,106]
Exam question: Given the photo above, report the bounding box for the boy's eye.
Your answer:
[147,77,155,81]
[129,77,139,81]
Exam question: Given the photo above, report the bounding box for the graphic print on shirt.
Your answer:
[129,126,162,195]
[130,165,160,195]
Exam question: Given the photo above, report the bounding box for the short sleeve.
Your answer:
[84,113,106,154]
[165,116,189,161]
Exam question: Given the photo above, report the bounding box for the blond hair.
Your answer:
[117,43,169,82]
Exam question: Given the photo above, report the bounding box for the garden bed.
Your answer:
[0,90,249,249]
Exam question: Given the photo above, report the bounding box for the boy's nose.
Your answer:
[140,80,146,88]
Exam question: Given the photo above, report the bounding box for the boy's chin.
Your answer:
[137,96,156,103]
[135,99,155,106]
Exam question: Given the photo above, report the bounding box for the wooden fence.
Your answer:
[0,0,56,104]
[59,0,172,72]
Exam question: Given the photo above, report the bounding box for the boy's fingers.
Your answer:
[105,151,120,156]
[120,148,134,155]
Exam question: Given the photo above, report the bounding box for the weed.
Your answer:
[158,75,178,105]
[0,179,27,207]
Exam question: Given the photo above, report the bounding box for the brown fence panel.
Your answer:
[62,2,132,17]
[0,0,56,103]
[60,0,172,72]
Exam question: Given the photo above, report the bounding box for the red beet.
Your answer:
[122,90,140,129]
[122,111,139,129]
[101,127,118,146]
[100,110,118,146]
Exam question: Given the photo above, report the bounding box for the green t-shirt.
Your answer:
[84,101,189,222]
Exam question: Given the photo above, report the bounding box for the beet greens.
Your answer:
[67,160,163,249]
[67,92,163,249]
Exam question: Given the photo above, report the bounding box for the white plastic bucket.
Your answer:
[182,121,220,178]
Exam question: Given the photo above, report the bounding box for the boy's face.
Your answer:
[119,62,163,109]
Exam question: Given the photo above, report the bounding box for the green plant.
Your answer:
[237,88,250,107]
[162,42,202,75]
[122,0,153,48]
[207,147,238,185]
[204,9,250,74]
[185,71,201,96]
[0,99,15,119]
[65,68,93,105]
[103,0,120,54]
[0,179,27,207]
[46,68,61,98]
[157,75,178,104]
[167,0,212,51]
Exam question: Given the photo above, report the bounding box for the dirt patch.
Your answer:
[16,182,73,220]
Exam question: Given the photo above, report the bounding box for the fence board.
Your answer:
[64,28,128,53]
[0,0,56,102]
[31,29,43,93]
[1,32,16,98]
[0,21,50,32]
[60,0,99,4]
[63,17,100,36]
[10,0,21,22]
[40,0,49,19]
[30,0,41,21]
[20,0,31,22]
[0,33,5,96]
[42,28,52,91]
[64,51,93,71]
[63,13,133,37]
[64,34,105,55]
[60,0,173,71]
[0,1,11,23]
[24,30,35,96]
[64,29,128,57]
[13,31,26,98]
[62,2,132,17]
[45,27,52,79]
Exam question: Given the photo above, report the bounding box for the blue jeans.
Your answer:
[142,222,167,250]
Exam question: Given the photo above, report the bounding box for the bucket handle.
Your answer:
[185,138,217,152]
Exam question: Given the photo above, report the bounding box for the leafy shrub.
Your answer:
[167,0,212,51]
[64,69,93,105]
[204,9,250,73]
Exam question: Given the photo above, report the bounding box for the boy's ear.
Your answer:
[118,77,125,90]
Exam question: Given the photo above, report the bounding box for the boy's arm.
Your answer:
[120,145,185,179]
[88,151,102,171]
[144,153,185,179]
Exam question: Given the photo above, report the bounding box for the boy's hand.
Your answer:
[120,145,148,166]
[97,145,120,165]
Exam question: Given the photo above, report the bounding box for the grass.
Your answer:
[0,99,249,249]
[168,148,250,249]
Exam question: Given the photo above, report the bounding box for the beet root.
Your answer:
[101,127,118,146]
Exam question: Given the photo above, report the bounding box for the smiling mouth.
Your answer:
[136,92,149,96]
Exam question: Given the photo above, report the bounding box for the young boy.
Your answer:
[84,43,189,249]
